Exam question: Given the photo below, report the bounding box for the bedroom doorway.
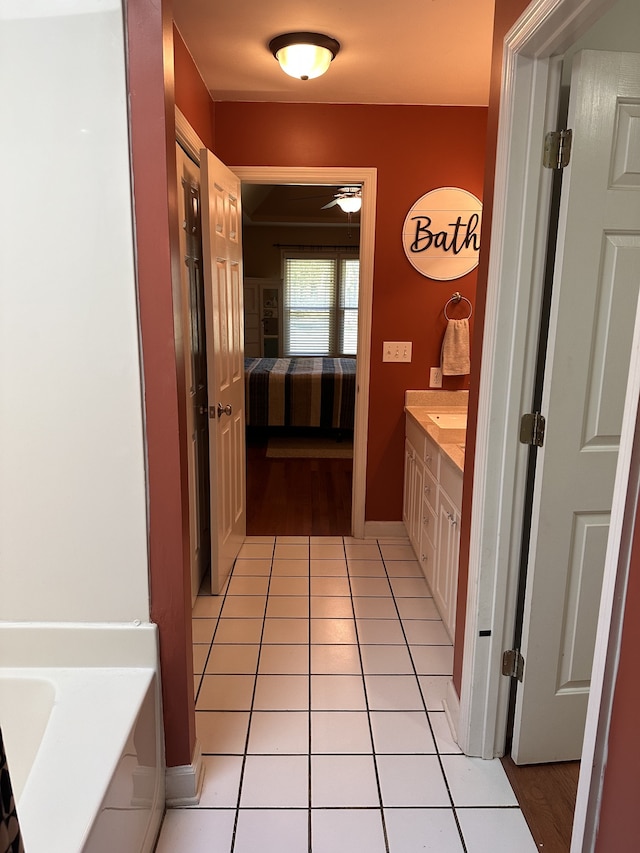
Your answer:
[241,183,359,536]
[234,167,377,540]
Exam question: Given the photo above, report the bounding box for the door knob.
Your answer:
[217,403,233,418]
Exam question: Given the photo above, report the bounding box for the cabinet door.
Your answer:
[419,499,437,591]
[403,438,425,555]
[412,457,424,551]
[437,488,460,640]
[402,440,415,537]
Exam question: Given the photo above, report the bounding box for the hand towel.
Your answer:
[441,318,470,375]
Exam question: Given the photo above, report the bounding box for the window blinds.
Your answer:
[283,254,359,357]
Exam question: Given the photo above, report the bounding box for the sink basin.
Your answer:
[425,411,467,444]
[428,413,467,429]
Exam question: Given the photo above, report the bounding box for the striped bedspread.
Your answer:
[244,357,356,430]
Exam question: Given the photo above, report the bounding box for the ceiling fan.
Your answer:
[320,186,362,213]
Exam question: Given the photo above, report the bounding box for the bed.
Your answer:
[244,356,356,431]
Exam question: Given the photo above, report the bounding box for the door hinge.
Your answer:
[543,129,572,169]
[520,412,546,447]
[502,649,525,681]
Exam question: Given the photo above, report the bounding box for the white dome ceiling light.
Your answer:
[269,32,341,81]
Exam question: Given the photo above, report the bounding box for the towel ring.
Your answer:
[444,292,473,321]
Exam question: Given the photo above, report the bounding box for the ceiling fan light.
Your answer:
[269,33,340,81]
[336,195,362,213]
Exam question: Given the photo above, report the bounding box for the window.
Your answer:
[283,252,359,356]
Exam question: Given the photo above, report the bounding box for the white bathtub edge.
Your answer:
[0,621,158,668]
[165,740,204,806]
[1,622,166,853]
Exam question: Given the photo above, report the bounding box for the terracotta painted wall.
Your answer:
[174,26,215,151]
[452,0,532,694]
[127,0,195,768]
[214,102,487,521]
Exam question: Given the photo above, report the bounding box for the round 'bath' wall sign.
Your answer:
[402,187,482,280]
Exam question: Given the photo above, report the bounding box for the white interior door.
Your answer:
[512,50,640,764]
[201,149,246,594]
[176,144,212,605]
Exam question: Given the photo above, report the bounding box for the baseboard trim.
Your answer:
[443,679,461,746]
[363,521,408,539]
[165,741,204,806]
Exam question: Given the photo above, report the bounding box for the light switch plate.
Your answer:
[383,341,412,362]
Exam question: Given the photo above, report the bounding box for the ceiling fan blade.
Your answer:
[321,199,340,209]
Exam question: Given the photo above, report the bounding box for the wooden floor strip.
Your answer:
[501,756,579,852]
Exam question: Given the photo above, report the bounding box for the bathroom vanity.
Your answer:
[403,391,467,641]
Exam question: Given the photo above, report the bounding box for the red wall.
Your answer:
[173,26,215,151]
[214,102,487,521]
[127,0,195,768]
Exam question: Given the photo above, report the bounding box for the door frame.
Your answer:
[173,126,377,540]
[456,0,639,849]
[231,165,377,540]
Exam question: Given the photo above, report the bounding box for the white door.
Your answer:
[200,149,246,594]
[176,145,212,605]
[512,50,640,764]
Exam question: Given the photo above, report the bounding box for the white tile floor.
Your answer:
[155,536,537,853]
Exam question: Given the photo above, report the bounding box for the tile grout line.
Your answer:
[347,537,391,853]
[193,565,235,707]
[228,537,276,853]
[380,540,468,853]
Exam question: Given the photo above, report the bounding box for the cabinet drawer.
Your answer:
[440,454,463,508]
[405,416,425,458]
[420,501,437,549]
[422,468,438,514]
[418,526,436,589]
[423,433,440,478]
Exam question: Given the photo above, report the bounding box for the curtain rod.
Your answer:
[274,243,359,251]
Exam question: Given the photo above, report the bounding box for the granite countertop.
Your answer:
[404,390,468,472]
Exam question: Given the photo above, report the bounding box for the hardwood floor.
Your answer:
[501,756,580,852]
[246,430,353,536]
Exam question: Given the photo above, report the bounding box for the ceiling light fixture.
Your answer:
[269,32,340,81]
[336,195,362,214]
[321,187,362,214]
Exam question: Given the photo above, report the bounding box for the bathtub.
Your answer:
[0,623,165,853]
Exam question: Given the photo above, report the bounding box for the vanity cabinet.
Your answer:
[403,416,462,641]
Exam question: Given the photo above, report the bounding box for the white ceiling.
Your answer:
[173,0,496,106]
